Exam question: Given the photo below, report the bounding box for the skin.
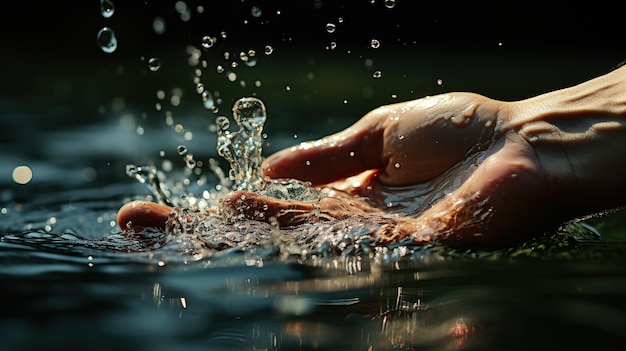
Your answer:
[118,65,626,247]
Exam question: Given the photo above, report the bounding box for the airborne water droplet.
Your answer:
[100,0,115,18]
[97,27,117,53]
[370,39,381,49]
[326,23,336,34]
[384,0,396,9]
[148,57,161,72]
[153,17,166,35]
[201,90,214,110]
[373,70,382,79]
[264,45,273,55]
[177,145,188,156]
[201,35,214,49]
[251,6,262,17]
[216,116,230,130]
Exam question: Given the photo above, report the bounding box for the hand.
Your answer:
[261,92,556,246]
[116,93,556,247]
[117,65,626,247]
[263,92,500,188]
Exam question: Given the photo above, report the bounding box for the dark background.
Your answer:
[1,0,624,186]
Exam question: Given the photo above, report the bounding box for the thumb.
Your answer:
[262,117,384,186]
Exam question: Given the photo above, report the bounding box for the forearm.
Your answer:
[507,65,626,126]
[505,65,626,218]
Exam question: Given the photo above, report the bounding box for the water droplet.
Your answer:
[394,162,401,168]
[264,45,273,55]
[100,0,115,18]
[216,116,230,131]
[370,39,380,48]
[233,97,267,133]
[201,35,214,49]
[153,17,166,35]
[326,22,336,34]
[202,91,214,109]
[398,135,405,140]
[437,78,443,86]
[251,6,262,17]
[384,0,396,9]
[373,70,382,79]
[185,155,196,169]
[97,27,117,53]
[148,57,161,71]
[177,145,188,156]
[196,83,205,94]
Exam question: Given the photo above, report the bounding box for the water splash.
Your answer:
[216,97,320,200]
[125,164,173,207]
[126,97,319,210]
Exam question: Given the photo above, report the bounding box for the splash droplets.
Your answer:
[201,35,215,49]
[148,57,161,72]
[97,27,117,53]
[100,0,115,18]
[251,6,262,17]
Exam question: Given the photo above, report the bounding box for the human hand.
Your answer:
[262,92,500,188]
[117,92,552,246]
[260,92,557,246]
[117,65,626,247]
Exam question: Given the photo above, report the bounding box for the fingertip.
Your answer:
[117,200,172,232]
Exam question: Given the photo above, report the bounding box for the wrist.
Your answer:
[505,66,626,220]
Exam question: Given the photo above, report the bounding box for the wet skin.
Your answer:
[117,65,626,247]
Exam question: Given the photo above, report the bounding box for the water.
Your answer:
[4,1,626,350]
[3,102,626,350]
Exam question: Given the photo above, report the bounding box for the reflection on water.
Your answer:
[3,222,626,351]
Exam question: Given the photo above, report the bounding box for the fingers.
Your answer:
[220,190,383,227]
[117,200,172,232]
[262,113,385,186]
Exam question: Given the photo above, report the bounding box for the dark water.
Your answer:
[3,1,626,350]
